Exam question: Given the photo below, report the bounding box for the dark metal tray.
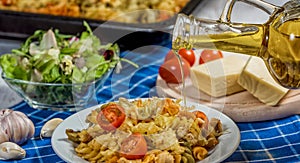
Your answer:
[0,0,205,50]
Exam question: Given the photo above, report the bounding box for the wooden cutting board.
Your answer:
[156,75,300,122]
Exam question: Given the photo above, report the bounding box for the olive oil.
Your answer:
[263,17,300,88]
[172,50,188,107]
[173,23,264,56]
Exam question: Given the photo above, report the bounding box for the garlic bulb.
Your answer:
[0,142,26,160]
[0,109,35,145]
[40,118,63,138]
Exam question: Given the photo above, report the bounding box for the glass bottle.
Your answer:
[172,0,300,89]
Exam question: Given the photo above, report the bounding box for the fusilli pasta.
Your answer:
[66,97,223,162]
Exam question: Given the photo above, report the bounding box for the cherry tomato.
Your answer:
[96,103,126,131]
[159,57,190,84]
[164,49,196,66]
[164,50,176,62]
[193,110,209,129]
[120,133,148,160]
[199,49,223,64]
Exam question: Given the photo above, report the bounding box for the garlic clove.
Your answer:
[40,118,63,138]
[0,142,26,160]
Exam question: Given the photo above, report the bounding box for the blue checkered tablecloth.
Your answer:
[2,45,300,163]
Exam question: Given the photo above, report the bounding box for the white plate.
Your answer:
[52,99,240,163]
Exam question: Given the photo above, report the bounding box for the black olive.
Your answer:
[103,50,114,60]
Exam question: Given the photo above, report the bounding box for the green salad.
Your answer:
[0,21,135,84]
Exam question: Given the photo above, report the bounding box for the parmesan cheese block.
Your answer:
[237,56,289,106]
[190,55,249,97]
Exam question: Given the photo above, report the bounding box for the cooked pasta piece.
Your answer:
[192,146,208,161]
[131,121,162,134]
[154,114,176,129]
[94,133,119,151]
[172,117,194,138]
[86,109,99,125]
[75,139,118,163]
[155,151,174,163]
[147,128,178,150]
[119,97,163,121]
[161,98,180,116]
[209,118,223,136]
[118,157,142,163]
[86,125,105,138]
[205,133,219,150]
[65,129,93,143]
[142,152,156,163]
[181,152,195,163]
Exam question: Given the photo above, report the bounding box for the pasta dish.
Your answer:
[65,97,223,163]
[0,0,190,23]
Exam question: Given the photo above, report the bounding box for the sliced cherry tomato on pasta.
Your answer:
[159,57,190,84]
[164,48,196,66]
[193,110,209,129]
[96,103,126,131]
[120,133,148,160]
[199,49,223,64]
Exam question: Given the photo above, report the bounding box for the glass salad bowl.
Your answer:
[0,22,133,111]
[1,70,112,111]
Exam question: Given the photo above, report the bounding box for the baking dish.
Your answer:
[0,0,205,50]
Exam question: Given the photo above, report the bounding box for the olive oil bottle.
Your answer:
[172,0,300,89]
